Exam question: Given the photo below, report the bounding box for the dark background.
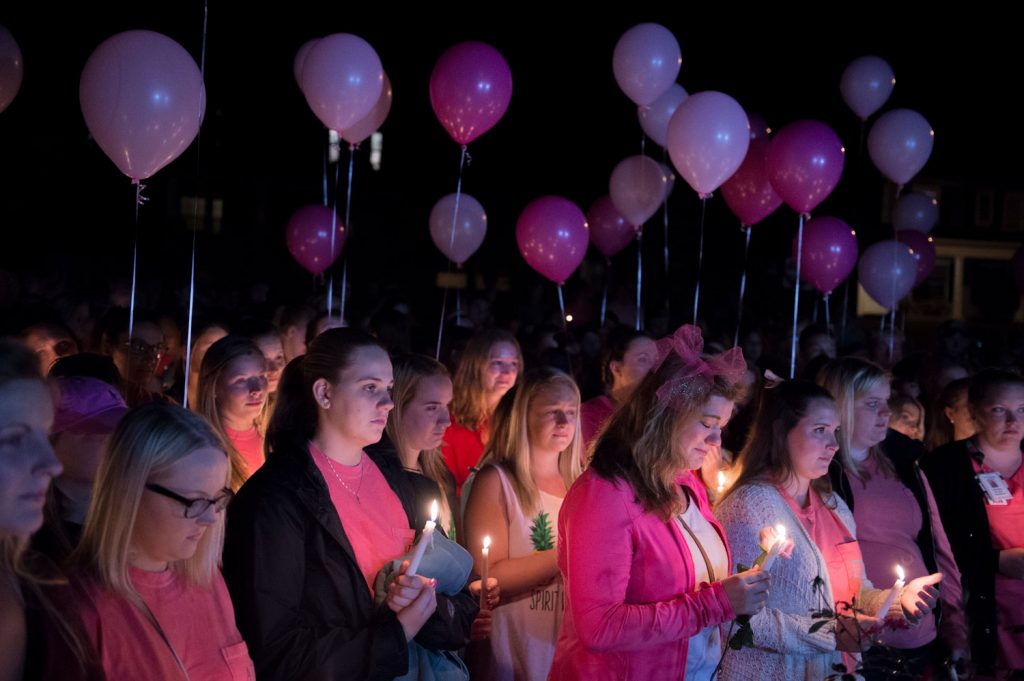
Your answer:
[1,4,1021,337]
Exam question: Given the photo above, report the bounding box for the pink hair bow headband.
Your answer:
[652,325,746,406]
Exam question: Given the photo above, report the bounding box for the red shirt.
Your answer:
[225,426,264,478]
[442,419,486,496]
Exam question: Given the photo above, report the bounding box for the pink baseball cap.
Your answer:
[51,377,129,436]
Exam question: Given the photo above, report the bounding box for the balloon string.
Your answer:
[600,258,609,326]
[662,147,670,282]
[889,304,896,362]
[437,145,469,359]
[339,144,355,323]
[456,286,462,327]
[182,0,209,408]
[692,196,708,325]
[635,231,643,331]
[327,157,341,320]
[824,293,832,335]
[322,140,329,207]
[734,225,752,347]
[128,181,145,341]
[557,284,567,332]
[789,212,806,379]
[435,287,449,361]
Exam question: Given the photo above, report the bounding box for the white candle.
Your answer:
[717,471,726,494]
[406,500,438,577]
[875,564,906,618]
[760,524,788,571]
[480,535,491,609]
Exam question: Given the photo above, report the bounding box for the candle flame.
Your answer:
[717,471,726,488]
[775,524,787,540]
[429,499,439,521]
[483,535,491,550]
[896,564,905,581]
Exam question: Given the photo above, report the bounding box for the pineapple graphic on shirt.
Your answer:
[529,511,555,551]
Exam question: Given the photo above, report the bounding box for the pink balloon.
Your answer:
[302,34,383,133]
[286,205,346,275]
[896,230,936,286]
[516,197,588,285]
[430,41,512,145]
[766,120,845,213]
[79,30,205,181]
[341,72,393,145]
[868,109,934,186]
[721,137,783,227]
[637,83,687,147]
[1012,246,1024,295]
[588,196,636,258]
[0,24,23,113]
[793,216,858,295]
[667,91,750,198]
[840,56,895,121]
[429,193,487,266]
[858,240,917,309]
[613,23,681,107]
[892,192,939,234]
[293,39,318,90]
[609,155,670,226]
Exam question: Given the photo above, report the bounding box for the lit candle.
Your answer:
[406,500,438,577]
[717,471,726,494]
[760,524,788,571]
[875,564,906,618]
[480,535,491,609]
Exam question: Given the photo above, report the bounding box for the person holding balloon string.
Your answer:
[716,380,943,681]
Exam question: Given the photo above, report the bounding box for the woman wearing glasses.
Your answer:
[66,403,254,680]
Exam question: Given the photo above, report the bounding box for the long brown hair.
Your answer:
[477,368,583,515]
[722,380,836,506]
[450,329,522,432]
[590,351,743,521]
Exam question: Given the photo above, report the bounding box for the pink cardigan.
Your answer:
[549,468,735,681]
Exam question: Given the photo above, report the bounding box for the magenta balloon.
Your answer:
[793,216,858,295]
[1012,246,1024,294]
[840,56,895,121]
[79,30,205,181]
[0,24,23,113]
[429,192,487,266]
[858,240,917,309]
[721,138,783,227]
[286,205,346,275]
[637,83,687,147]
[766,120,845,213]
[341,72,393,145]
[516,196,588,285]
[430,41,512,145]
[588,195,636,258]
[613,23,681,107]
[293,39,318,90]
[609,155,670,226]
[892,192,939,234]
[896,230,936,287]
[868,109,934,186]
[302,33,383,133]
[667,91,750,197]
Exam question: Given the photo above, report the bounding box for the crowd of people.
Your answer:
[2,286,1024,681]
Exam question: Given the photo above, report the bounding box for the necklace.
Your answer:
[321,450,364,502]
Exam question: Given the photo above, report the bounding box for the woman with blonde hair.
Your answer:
[197,335,268,490]
[818,357,967,678]
[66,402,253,679]
[443,330,522,496]
[462,367,583,680]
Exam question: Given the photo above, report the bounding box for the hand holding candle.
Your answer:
[407,500,438,577]
[480,535,491,609]
[898,571,943,623]
[875,564,906,618]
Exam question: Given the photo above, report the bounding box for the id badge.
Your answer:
[976,472,1012,505]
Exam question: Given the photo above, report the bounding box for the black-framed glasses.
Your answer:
[145,483,233,519]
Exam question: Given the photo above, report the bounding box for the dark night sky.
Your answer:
[2,4,1022,333]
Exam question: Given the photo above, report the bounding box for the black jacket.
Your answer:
[918,439,999,674]
[223,440,478,681]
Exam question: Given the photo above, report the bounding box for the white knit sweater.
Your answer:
[714,482,888,681]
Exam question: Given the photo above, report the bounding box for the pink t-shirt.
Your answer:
[310,443,413,592]
[971,454,1024,669]
[72,568,253,681]
[225,425,264,477]
[580,395,616,449]
[847,457,967,650]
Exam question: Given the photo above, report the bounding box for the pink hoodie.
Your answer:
[549,468,735,681]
